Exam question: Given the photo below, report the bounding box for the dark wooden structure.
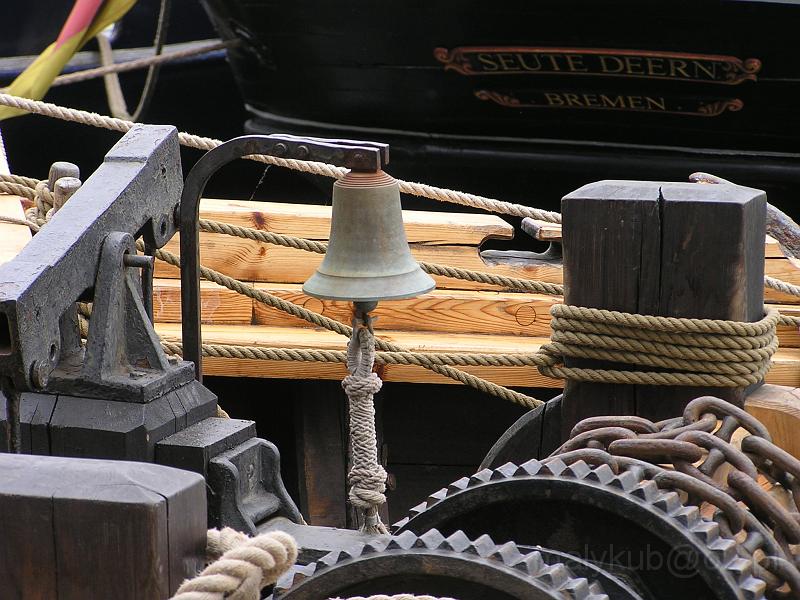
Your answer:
[0,454,207,599]
[560,180,766,429]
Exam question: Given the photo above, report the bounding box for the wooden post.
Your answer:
[560,180,766,432]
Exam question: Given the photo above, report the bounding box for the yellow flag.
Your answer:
[0,0,137,120]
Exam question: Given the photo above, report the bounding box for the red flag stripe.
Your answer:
[56,0,105,49]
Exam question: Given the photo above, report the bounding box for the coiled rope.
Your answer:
[0,92,560,223]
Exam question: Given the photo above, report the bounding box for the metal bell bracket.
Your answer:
[179,135,389,380]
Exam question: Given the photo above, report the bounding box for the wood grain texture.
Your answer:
[560,181,662,432]
[155,323,800,387]
[253,284,559,337]
[154,233,565,287]
[152,279,252,324]
[199,198,513,245]
[0,195,31,266]
[746,384,800,459]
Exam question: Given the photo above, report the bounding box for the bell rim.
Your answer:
[302,269,436,302]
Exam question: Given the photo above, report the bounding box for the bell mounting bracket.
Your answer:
[179,135,391,380]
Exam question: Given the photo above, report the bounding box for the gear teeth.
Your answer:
[361,540,387,555]
[670,505,700,528]
[727,556,754,583]
[537,562,572,588]
[468,468,494,486]
[689,520,721,545]
[408,500,428,516]
[425,488,448,507]
[391,516,409,530]
[562,460,592,479]
[739,576,767,600]
[588,581,607,598]
[583,463,615,485]
[511,549,546,575]
[282,563,316,590]
[490,541,524,565]
[541,458,567,476]
[630,479,660,501]
[318,550,345,567]
[416,529,446,549]
[558,576,593,599]
[493,462,519,479]
[651,489,682,513]
[442,530,472,552]
[386,530,418,550]
[609,468,643,492]
[447,476,471,492]
[467,533,497,557]
[707,536,737,564]
[515,458,543,476]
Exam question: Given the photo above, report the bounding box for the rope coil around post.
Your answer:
[537,304,780,387]
[342,308,389,534]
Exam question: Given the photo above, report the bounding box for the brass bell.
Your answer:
[303,170,435,302]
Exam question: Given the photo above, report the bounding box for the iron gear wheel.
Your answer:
[272,528,611,599]
[394,458,766,600]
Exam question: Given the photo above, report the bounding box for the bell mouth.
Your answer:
[336,170,396,189]
[303,267,435,303]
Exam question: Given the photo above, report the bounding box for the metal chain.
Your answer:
[551,395,800,598]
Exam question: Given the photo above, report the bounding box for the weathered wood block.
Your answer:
[561,180,766,430]
[0,454,206,599]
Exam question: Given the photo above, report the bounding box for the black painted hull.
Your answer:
[200,0,800,208]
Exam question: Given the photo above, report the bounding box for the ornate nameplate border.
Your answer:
[475,89,743,118]
[435,47,761,85]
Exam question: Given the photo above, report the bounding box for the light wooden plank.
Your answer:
[746,384,800,460]
[154,234,565,288]
[0,195,31,266]
[152,279,252,324]
[252,284,559,337]
[154,323,800,388]
[199,198,514,246]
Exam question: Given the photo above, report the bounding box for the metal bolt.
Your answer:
[295,145,310,160]
[273,142,288,157]
[124,254,155,269]
[30,360,49,389]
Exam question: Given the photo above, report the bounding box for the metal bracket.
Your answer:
[180,134,391,380]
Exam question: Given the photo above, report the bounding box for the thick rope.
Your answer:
[0,93,560,222]
[49,40,231,88]
[537,305,779,387]
[171,528,297,600]
[342,313,388,534]
[199,218,564,296]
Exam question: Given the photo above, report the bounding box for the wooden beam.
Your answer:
[0,195,31,266]
[153,323,800,388]
[252,284,559,337]
[152,279,252,324]
[746,384,800,460]
[560,181,766,434]
[198,198,514,246]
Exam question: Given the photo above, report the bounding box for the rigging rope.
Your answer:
[0,92,561,222]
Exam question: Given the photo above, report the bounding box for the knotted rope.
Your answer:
[342,309,389,534]
[171,528,297,600]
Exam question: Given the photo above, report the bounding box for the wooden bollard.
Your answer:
[560,180,766,432]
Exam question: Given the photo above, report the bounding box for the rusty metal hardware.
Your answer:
[398,394,800,599]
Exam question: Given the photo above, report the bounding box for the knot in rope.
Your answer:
[343,314,389,534]
[171,528,297,600]
[537,305,780,387]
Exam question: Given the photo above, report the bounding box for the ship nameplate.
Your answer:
[435,46,761,85]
